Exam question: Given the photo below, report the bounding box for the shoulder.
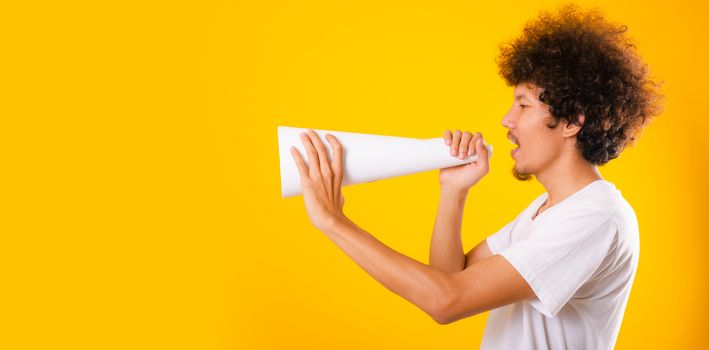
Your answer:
[573,180,622,213]
[575,180,638,229]
[566,180,640,257]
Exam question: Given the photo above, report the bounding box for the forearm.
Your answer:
[429,187,468,272]
[322,215,453,321]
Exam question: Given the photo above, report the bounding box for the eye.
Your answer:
[519,104,527,110]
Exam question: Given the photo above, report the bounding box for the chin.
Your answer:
[512,165,534,181]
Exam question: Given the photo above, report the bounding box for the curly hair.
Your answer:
[496,3,665,165]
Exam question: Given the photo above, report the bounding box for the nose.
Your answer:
[501,110,513,129]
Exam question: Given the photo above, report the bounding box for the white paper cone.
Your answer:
[278,126,492,198]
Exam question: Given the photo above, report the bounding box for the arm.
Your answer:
[292,130,531,325]
[464,239,493,268]
[441,253,535,324]
[324,216,452,323]
[430,129,491,272]
[429,188,495,272]
[429,187,468,272]
[323,216,534,324]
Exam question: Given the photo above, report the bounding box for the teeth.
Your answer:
[507,134,519,146]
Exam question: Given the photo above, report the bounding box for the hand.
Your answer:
[290,129,347,232]
[439,130,490,192]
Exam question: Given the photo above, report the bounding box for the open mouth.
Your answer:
[507,132,520,157]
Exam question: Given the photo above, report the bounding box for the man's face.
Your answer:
[501,83,565,181]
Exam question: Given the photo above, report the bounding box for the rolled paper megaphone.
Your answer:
[278,126,492,198]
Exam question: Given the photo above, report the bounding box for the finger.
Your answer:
[306,129,333,180]
[475,136,490,167]
[450,130,461,156]
[300,132,321,179]
[468,132,482,156]
[307,129,334,201]
[459,131,472,159]
[290,147,311,186]
[325,134,344,189]
[443,130,452,146]
[325,134,344,204]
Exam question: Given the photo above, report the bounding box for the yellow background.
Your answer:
[2,0,707,349]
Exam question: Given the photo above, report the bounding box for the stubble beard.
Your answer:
[512,165,534,181]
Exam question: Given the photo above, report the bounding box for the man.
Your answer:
[289,4,664,349]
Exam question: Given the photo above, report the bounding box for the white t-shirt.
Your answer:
[480,180,639,350]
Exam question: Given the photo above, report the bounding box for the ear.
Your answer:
[562,114,585,138]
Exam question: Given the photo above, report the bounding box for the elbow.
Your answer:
[431,312,454,325]
[426,270,475,325]
[429,289,482,325]
[430,301,456,325]
[428,290,459,325]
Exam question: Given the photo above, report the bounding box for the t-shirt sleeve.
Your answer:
[486,221,514,255]
[497,208,618,318]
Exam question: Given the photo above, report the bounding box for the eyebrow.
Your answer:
[515,94,531,102]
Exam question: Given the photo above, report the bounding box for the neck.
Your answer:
[535,150,602,206]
